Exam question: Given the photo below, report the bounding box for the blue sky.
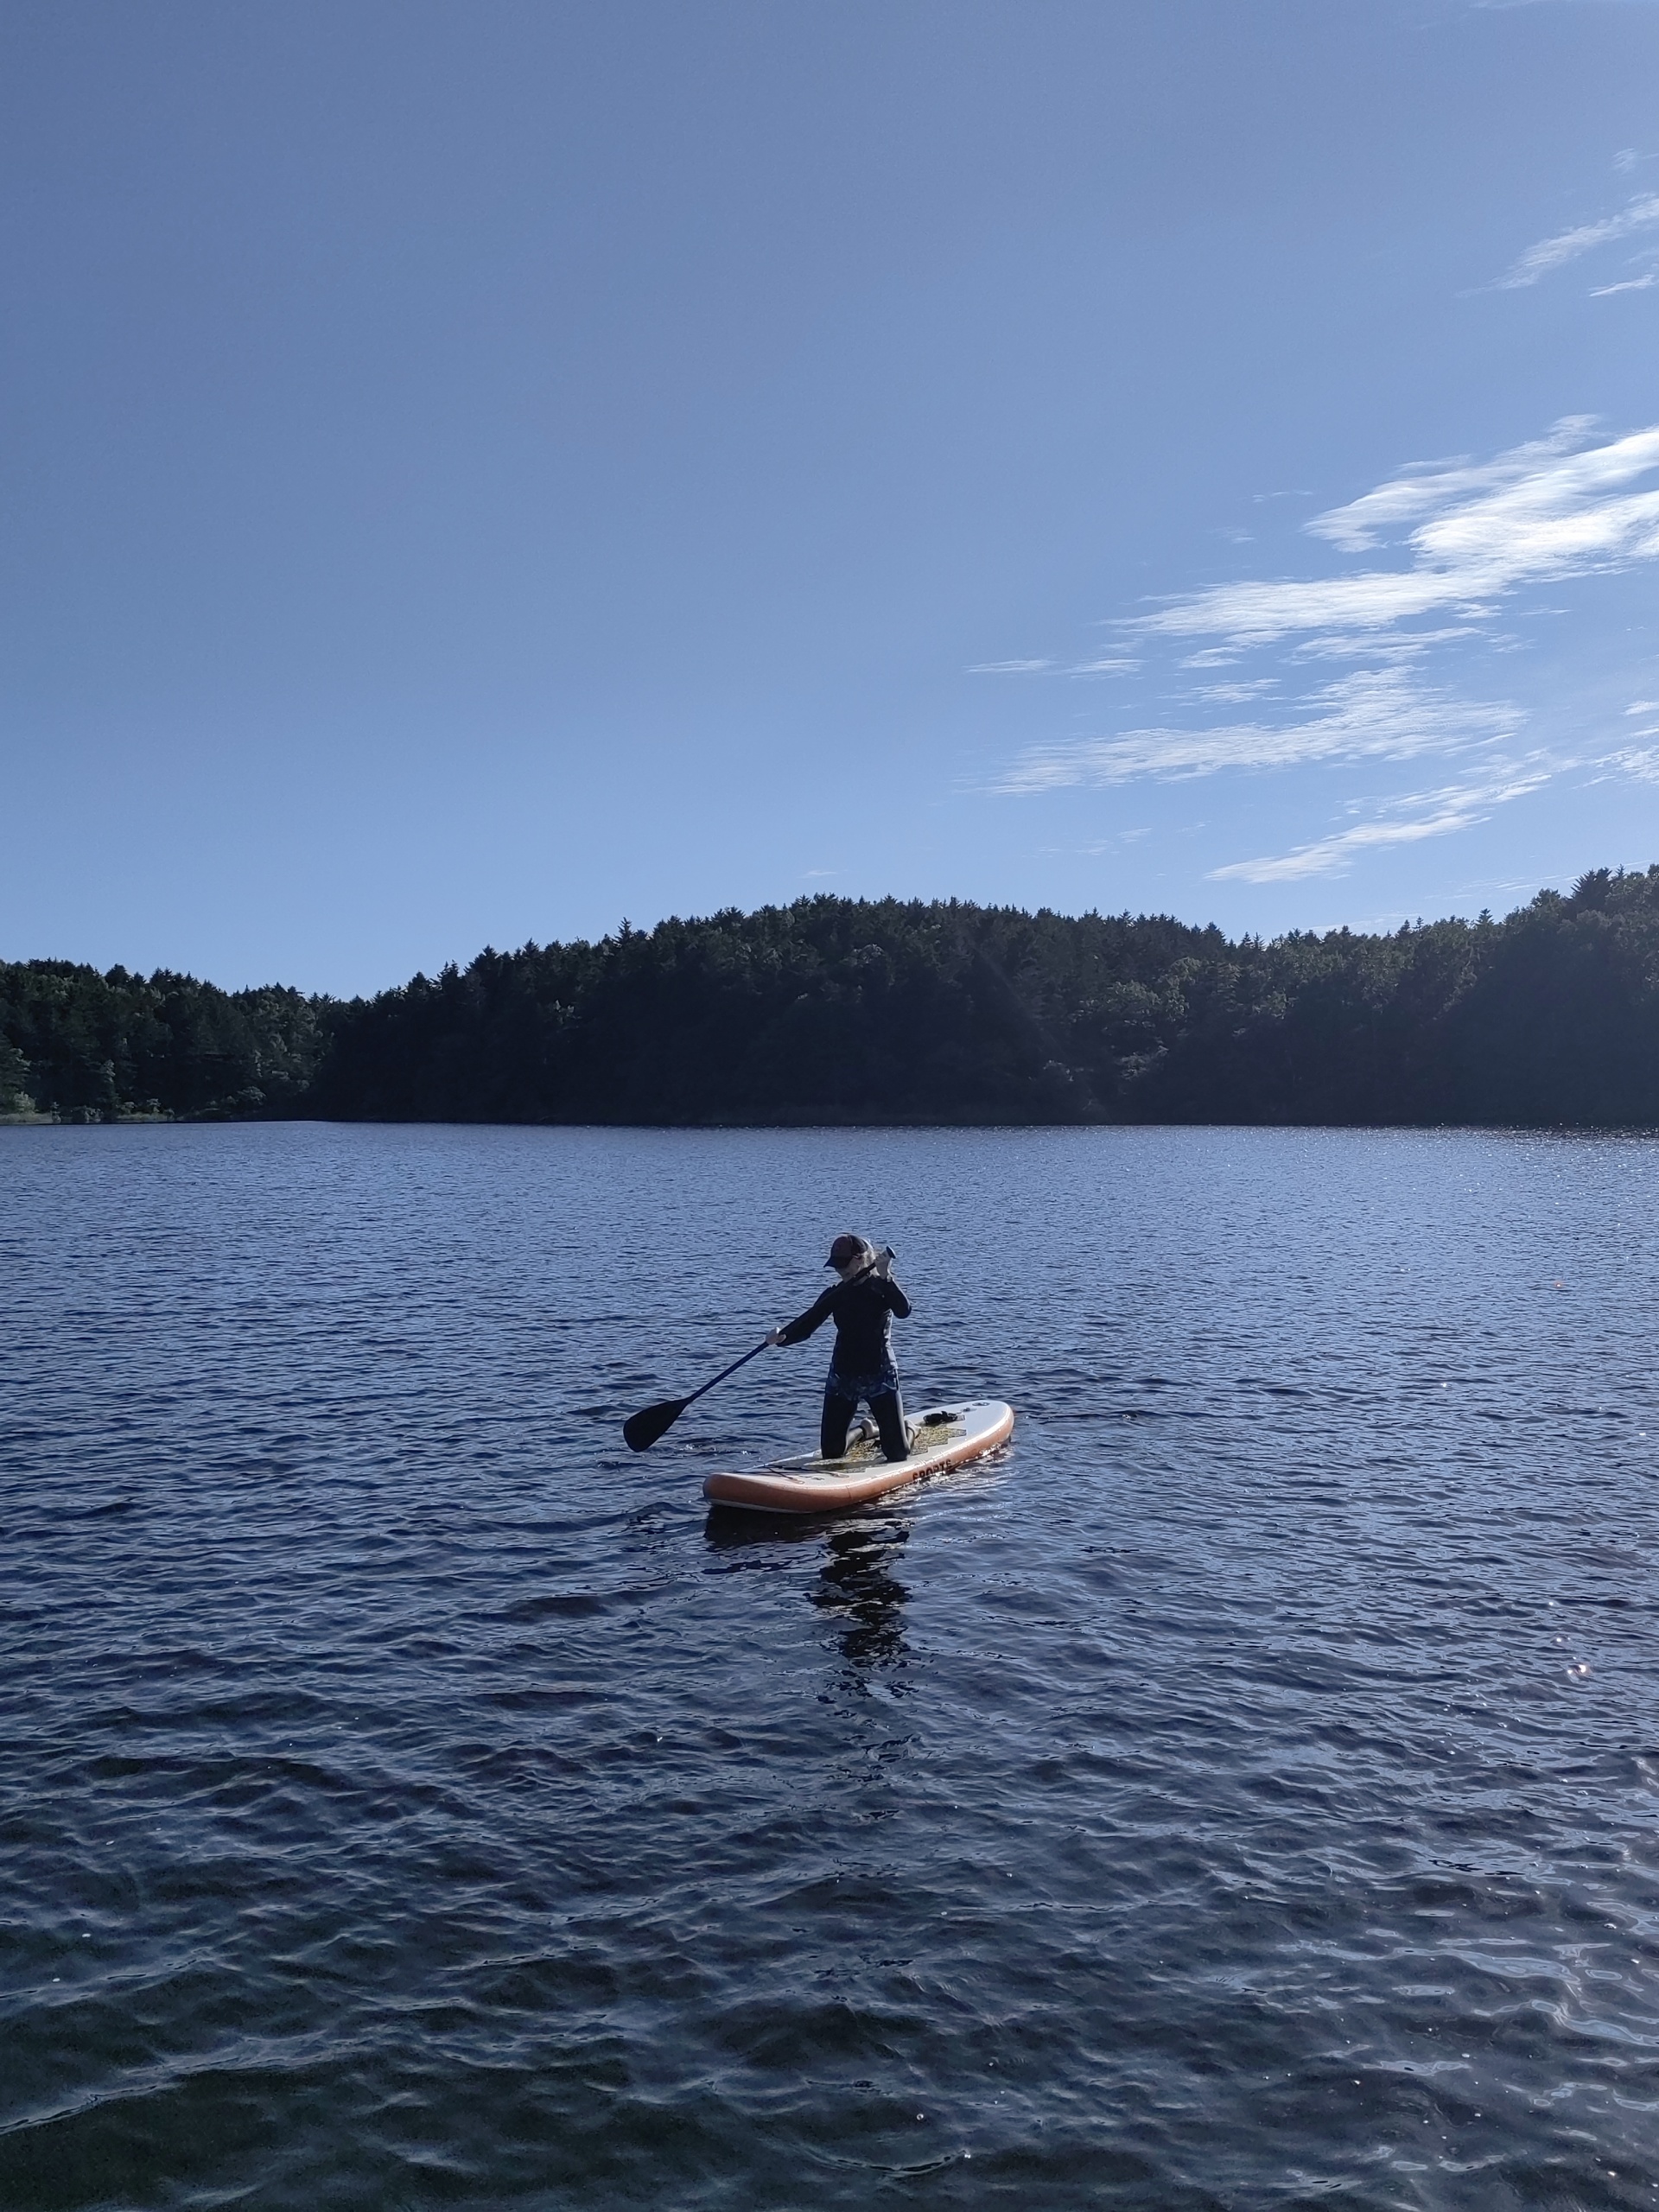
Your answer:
[3,0,1658,993]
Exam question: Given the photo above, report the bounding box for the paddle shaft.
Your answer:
[677,1336,769,1414]
[678,1258,882,1409]
[623,1258,888,1447]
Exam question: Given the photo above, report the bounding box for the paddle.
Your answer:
[623,1338,772,1452]
[623,1258,885,1452]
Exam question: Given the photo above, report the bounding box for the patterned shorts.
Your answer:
[824,1363,900,1407]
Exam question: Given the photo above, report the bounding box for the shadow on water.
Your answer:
[703,1507,911,1669]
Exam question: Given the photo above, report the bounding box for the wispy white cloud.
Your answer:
[1208,763,1552,884]
[1591,273,1657,296]
[1497,192,1659,288]
[1033,827,1154,857]
[1135,422,1659,647]
[1599,747,1659,784]
[1304,421,1593,551]
[968,653,1139,678]
[993,421,1659,888]
[1196,679,1279,702]
[997,668,1516,793]
[1287,624,1482,662]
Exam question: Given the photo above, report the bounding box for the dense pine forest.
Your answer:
[7,866,1659,1127]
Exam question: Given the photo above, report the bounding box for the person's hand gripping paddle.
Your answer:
[621,1258,881,1452]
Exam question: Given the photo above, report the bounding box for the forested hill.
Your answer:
[0,963,327,1122]
[8,867,1659,1126]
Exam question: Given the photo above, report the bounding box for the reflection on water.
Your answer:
[703,1508,912,1669]
[812,1520,910,1667]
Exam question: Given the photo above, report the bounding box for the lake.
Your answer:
[3,1122,1658,2209]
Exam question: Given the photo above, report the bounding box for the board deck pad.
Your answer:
[702,1398,1014,1515]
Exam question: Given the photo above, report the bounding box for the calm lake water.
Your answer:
[3,1122,1659,2209]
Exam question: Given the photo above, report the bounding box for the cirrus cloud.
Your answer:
[1497,191,1659,289]
[1206,763,1554,884]
[997,667,1516,792]
[992,417,1659,891]
[1134,421,1659,648]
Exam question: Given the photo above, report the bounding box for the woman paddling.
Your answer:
[768,1234,912,1464]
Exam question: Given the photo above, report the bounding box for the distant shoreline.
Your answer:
[8,1115,1658,1137]
[7,868,1659,1128]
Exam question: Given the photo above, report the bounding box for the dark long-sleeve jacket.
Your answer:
[779,1272,911,1376]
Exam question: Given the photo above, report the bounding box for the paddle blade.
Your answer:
[623,1397,687,1452]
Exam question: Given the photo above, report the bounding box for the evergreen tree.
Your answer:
[9,867,1659,1127]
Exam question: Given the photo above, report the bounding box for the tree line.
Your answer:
[7,866,1659,1126]
[0,963,327,1122]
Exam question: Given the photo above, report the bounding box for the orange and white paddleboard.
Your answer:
[702,1399,1014,1515]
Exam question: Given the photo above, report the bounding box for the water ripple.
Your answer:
[4,1123,1659,2207]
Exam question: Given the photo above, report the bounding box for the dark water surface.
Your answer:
[4,1124,1659,2210]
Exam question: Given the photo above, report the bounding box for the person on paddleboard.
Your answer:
[767,1234,912,1463]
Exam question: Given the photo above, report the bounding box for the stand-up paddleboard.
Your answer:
[702,1400,1014,1515]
